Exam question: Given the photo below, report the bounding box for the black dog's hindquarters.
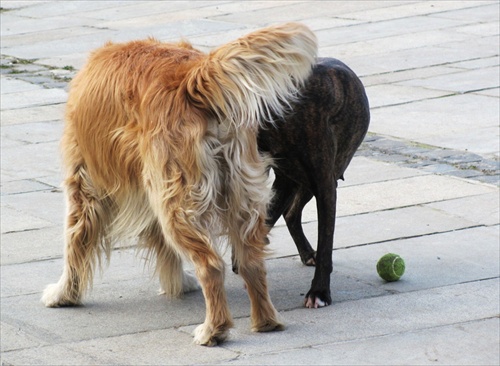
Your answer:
[258,58,370,308]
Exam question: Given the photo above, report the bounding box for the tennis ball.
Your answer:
[377,253,405,282]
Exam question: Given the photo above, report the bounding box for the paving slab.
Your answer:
[0,104,64,126]
[0,77,44,94]
[0,88,67,110]
[179,279,499,356]
[427,191,500,226]
[337,174,496,217]
[397,66,500,93]
[223,317,500,365]
[336,1,489,22]
[369,94,499,155]
[365,84,452,109]
[1,141,62,181]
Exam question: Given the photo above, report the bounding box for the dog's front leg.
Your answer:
[304,181,337,308]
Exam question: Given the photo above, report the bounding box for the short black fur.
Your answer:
[235,58,370,308]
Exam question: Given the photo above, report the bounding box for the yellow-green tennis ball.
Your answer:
[377,253,405,282]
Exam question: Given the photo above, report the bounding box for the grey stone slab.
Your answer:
[0,13,101,37]
[0,343,112,366]
[337,225,500,292]
[428,2,499,22]
[336,1,486,22]
[211,2,411,26]
[0,205,54,234]
[0,1,52,10]
[1,225,62,265]
[1,121,63,144]
[473,87,500,98]
[321,28,473,60]
[1,189,65,226]
[315,15,474,48]
[8,1,133,19]
[337,174,496,217]
[369,94,499,155]
[1,179,54,195]
[450,55,499,69]
[81,0,222,21]
[397,66,500,93]
[346,42,499,77]
[181,278,499,355]
[365,84,451,108]
[268,204,480,259]
[360,66,462,87]
[225,318,500,365]
[1,140,62,182]
[2,328,238,366]
[337,156,428,187]
[33,175,63,189]
[454,20,500,37]
[1,26,102,48]
[0,76,44,94]
[69,329,237,365]
[427,191,500,226]
[0,88,67,110]
[0,104,64,126]
[282,172,496,225]
[0,321,47,353]
[37,53,88,71]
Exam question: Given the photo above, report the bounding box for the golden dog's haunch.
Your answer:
[41,23,317,346]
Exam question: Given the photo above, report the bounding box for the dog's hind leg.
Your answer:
[232,224,285,333]
[282,183,316,266]
[42,165,110,307]
[140,222,199,297]
[168,218,232,346]
[147,194,233,346]
[227,144,284,332]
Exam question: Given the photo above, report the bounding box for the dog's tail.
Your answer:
[185,23,317,128]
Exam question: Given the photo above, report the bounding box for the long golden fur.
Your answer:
[41,23,317,346]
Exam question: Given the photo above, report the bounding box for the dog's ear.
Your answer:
[185,23,317,129]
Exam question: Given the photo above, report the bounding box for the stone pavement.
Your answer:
[1,1,499,365]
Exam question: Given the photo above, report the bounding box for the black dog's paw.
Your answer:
[304,289,332,309]
[300,251,316,266]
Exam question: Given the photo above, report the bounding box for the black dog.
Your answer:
[235,58,370,308]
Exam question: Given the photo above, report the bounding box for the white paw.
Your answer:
[193,323,229,346]
[41,283,63,307]
[304,297,327,309]
[41,283,78,307]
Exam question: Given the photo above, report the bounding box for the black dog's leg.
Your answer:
[283,186,316,266]
[266,173,297,228]
[232,172,296,274]
[304,179,336,308]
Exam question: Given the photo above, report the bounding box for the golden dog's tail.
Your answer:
[186,23,317,128]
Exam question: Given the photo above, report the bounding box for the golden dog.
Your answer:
[41,23,317,346]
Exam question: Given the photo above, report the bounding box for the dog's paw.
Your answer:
[304,290,332,309]
[300,251,316,266]
[193,323,230,347]
[251,316,285,333]
[41,283,80,308]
